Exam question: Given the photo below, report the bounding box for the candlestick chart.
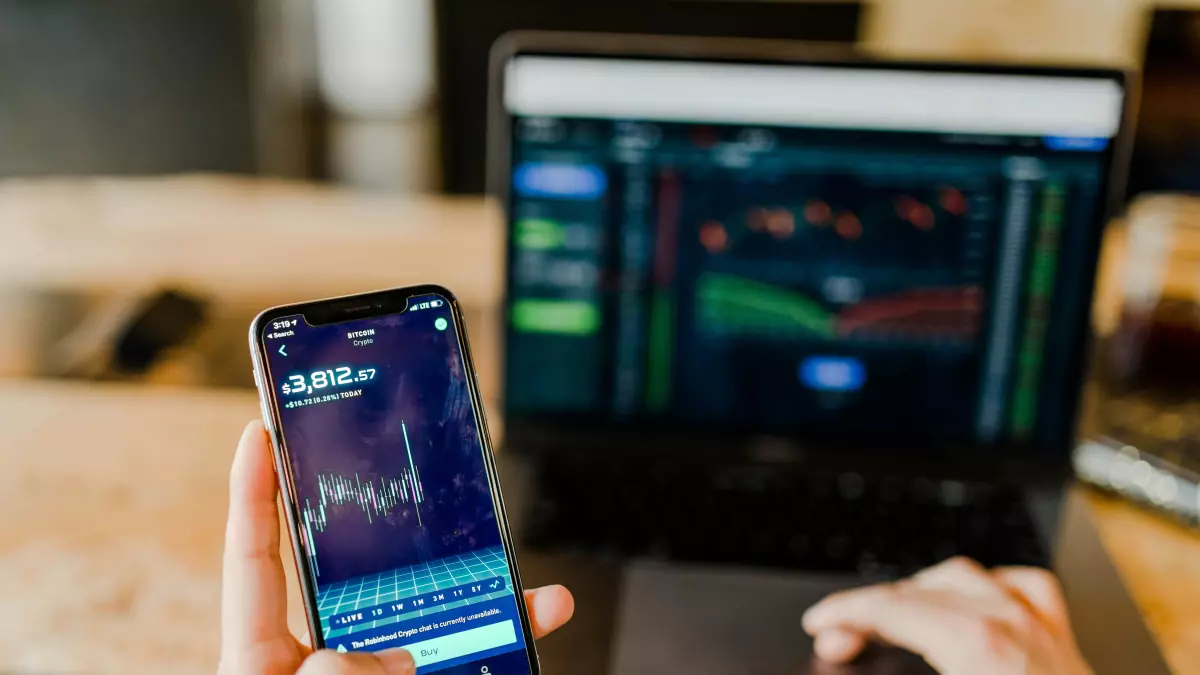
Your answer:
[680,168,995,348]
[692,171,983,263]
[299,421,426,580]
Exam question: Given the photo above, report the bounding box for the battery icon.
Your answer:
[430,299,443,308]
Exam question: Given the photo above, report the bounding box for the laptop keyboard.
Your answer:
[523,461,1048,578]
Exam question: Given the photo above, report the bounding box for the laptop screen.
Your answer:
[500,54,1126,453]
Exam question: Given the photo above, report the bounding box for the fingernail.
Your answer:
[377,648,416,673]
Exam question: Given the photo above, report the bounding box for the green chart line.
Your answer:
[643,292,674,412]
[1009,181,1065,437]
[696,273,836,338]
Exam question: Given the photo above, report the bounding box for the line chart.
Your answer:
[696,273,983,344]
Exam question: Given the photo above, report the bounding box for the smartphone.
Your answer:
[249,285,539,675]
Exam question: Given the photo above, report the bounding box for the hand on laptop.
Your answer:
[218,421,576,675]
[802,557,1093,675]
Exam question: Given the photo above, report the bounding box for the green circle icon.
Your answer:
[434,317,449,331]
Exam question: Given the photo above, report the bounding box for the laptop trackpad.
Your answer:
[610,563,935,675]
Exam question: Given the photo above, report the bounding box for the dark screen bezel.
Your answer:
[248,285,541,672]
[487,31,1138,480]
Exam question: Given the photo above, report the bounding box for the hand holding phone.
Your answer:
[219,420,574,675]
[238,286,571,674]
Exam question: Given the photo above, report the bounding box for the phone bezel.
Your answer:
[248,284,541,672]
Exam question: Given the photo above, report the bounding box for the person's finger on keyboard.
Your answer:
[802,556,1092,675]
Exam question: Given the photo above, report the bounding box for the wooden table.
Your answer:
[0,176,504,308]
[1,177,1198,673]
[0,176,504,381]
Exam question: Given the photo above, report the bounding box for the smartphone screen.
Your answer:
[255,291,535,675]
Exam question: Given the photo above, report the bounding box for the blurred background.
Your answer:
[1,1,1200,674]
[3,1,1199,387]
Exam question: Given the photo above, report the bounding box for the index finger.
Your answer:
[801,583,988,673]
[221,420,294,649]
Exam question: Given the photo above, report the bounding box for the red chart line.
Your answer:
[654,170,681,286]
[835,287,982,335]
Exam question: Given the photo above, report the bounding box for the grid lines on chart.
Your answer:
[317,547,513,639]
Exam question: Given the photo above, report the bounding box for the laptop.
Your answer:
[489,33,1154,674]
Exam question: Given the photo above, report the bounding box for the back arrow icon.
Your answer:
[278,345,287,356]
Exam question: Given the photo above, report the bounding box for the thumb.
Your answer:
[297,648,415,674]
[366,649,417,674]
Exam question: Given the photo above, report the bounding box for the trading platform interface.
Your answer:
[261,297,531,675]
[503,57,1124,451]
